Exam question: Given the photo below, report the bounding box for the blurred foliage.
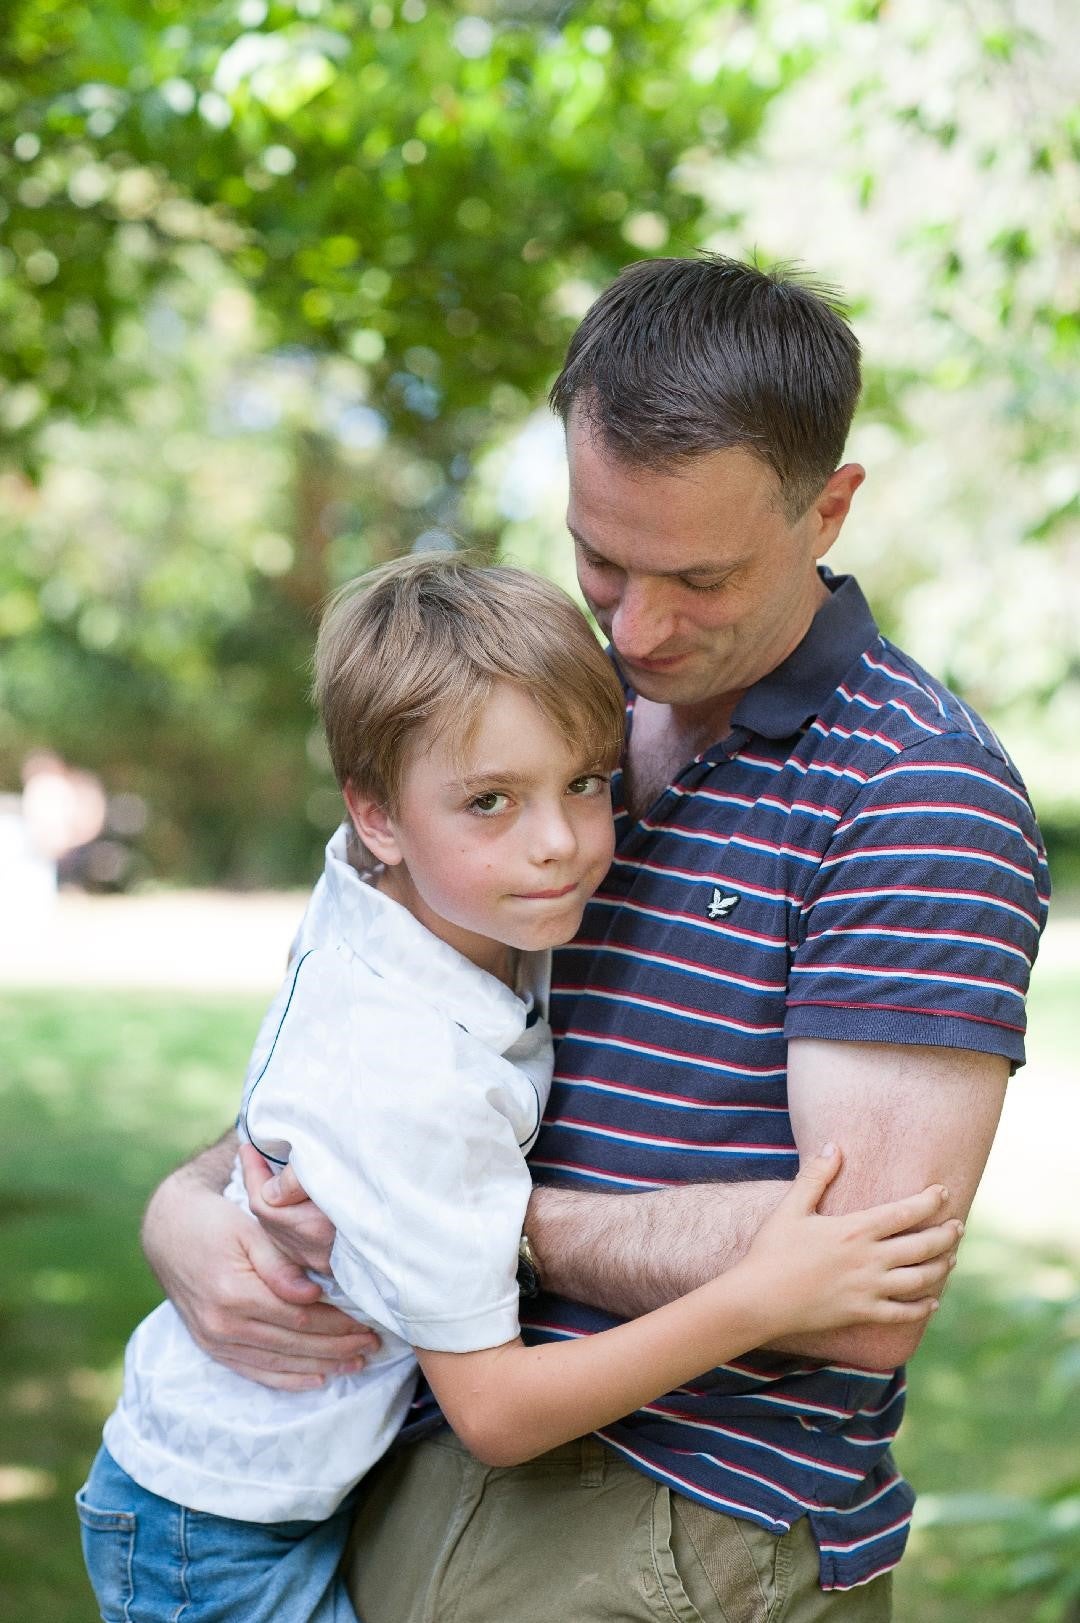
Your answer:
[0,0,1077,880]
[1,0,813,879]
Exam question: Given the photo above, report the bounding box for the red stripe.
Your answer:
[786,996,1025,1033]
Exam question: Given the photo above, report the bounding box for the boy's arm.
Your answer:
[418,1151,958,1468]
[141,1131,377,1389]
[528,1039,1006,1369]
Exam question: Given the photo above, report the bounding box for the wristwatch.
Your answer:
[517,1232,544,1298]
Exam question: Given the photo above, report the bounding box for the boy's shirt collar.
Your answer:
[313,824,543,1054]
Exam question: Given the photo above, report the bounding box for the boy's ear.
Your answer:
[343,781,403,866]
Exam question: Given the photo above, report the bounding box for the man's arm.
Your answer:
[527,1039,1005,1368]
[142,1132,377,1389]
[245,1037,1004,1370]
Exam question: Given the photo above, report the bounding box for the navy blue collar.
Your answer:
[726,569,880,744]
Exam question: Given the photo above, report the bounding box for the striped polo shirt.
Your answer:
[521,568,1050,1591]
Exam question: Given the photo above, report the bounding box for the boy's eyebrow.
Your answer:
[451,760,607,792]
[451,770,535,791]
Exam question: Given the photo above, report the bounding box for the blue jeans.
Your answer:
[76,1446,361,1623]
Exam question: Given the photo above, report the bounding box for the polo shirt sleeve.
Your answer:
[241,947,528,1354]
[784,731,1049,1064]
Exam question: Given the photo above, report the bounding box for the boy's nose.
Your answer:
[529,803,577,863]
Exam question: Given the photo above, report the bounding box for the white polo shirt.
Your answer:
[104,825,553,1522]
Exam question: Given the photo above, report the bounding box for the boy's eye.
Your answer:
[468,791,510,816]
[567,774,609,798]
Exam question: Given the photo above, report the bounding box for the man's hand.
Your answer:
[142,1134,376,1390]
[239,1144,336,1275]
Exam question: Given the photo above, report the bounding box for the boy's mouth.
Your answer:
[513,882,579,901]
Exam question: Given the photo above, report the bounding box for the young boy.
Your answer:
[78,554,958,1623]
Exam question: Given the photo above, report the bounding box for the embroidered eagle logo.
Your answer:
[706,888,741,920]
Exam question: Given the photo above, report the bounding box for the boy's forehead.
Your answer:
[418,688,588,784]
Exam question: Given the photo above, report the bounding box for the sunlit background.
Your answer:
[1,2,1077,1619]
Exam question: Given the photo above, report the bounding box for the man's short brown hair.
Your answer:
[314,552,625,859]
[550,254,861,520]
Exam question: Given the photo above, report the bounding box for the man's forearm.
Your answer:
[526,1179,789,1319]
[141,1129,237,1282]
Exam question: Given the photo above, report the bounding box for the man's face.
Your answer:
[566,417,859,715]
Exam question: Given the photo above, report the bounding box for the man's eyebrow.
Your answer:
[568,527,733,580]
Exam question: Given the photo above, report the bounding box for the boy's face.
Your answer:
[348,681,616,983]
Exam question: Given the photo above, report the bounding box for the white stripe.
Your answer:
[789,962,1025,1001]
[873,758,1031,811]
[556,1077,787,1115]
[528,1159,665,1190]
[805,924,1031,966]
[818,842,1035,883]
[861,650,948,717]
[560,983,784,1036]
[552,1119,794,1157]
[559,1029,786,1077]
[839,685,947,739]
[809,885,1038,928]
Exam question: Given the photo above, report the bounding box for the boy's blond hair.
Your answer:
[314,552,625,862]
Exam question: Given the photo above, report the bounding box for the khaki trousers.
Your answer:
[346,1432,892,1623]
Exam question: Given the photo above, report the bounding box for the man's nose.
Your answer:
[610,580,672,661]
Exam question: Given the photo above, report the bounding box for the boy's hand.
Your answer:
[240,1144,337,1275]
[743,1145,962,1342]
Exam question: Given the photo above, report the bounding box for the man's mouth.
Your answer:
[619,650,689,673]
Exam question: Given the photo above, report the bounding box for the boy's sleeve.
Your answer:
[241,947,529,1353]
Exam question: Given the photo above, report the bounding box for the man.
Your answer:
[143,256,1048,1620]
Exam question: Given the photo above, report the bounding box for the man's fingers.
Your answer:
[210,1337,371,1376]
[239,1143,313,1216]
[225,1295,378,1347]
[242,1222,327,1306]
[865,1184,949,1238]
[239,1142,277,1205]
[213,1356,333,1393]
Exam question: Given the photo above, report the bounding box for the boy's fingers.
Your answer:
[873,1297,939,1325]
[865,1184,949,1238]
[787,1144,843,1212]
[883,1219,963,1267]
[878,1260,954,1300]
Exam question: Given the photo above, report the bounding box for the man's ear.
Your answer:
[810,462,865,559]
[342,781,403,866]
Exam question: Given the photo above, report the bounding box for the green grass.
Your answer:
[0,971,1076,1622]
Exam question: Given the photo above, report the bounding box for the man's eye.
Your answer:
[682,576,726,593]
[567,774,609,797]
[468,792,510,816]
